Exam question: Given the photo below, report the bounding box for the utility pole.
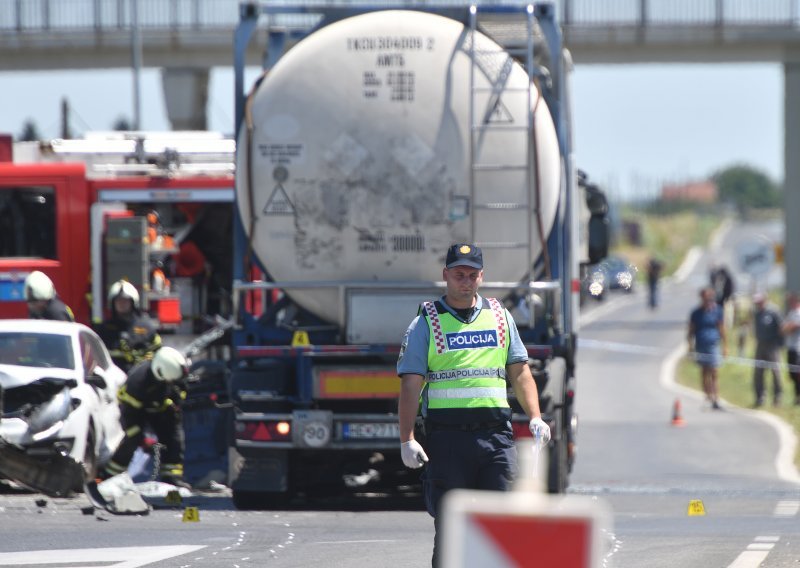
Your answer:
[60,97,71,139]
[131,0,142,131]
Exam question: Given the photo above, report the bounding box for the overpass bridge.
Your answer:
[3,0,800,291]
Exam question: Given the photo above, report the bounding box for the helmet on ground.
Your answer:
[24,271,55,301]
[151,346,189,382]
[108,280,140,309]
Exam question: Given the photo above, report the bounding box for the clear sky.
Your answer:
[571,63,783,202]
[0,62,784,201]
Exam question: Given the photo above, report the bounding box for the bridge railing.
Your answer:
[0,0,796,33]
[563,0,796,26]
[0,0,241,31]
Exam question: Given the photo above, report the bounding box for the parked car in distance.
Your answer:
[584,255,637,300]
[0,320,127,496]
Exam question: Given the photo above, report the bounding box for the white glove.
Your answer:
[529,417,551,445]
[400,440,429,469]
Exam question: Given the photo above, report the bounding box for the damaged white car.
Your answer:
[0,320,126,496]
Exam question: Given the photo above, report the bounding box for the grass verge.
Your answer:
[614,210,722,277]
[675,302,800,469]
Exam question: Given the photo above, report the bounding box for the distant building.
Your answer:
[661,180,718,203]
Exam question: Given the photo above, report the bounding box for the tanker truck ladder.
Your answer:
[467,6,536,265]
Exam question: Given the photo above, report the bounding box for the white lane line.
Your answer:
[312,539,397,545]
[727,536,779,568]
[0,545,206,567]
[773,500,800,517]
[746,543,775,551]
[727,550,770,567]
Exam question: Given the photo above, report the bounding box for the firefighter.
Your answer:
[100,346,191,488]
[23,270,75,321]
[96,280,162,372]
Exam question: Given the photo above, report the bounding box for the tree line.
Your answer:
[637,164,783,215]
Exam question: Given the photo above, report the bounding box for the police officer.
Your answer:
[95,280,162,373]
[397,243,551,567]
[23,271,74,321]
[100,346,191,488]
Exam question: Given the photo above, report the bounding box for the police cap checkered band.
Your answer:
[445,244,483,269]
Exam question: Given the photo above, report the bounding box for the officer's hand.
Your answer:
[529,417,551,445]
[400,440,429,469]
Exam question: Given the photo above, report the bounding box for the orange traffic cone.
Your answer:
[671,398,685,427]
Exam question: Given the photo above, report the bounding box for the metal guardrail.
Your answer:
[0,0,797,33]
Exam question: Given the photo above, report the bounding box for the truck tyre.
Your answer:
[547,430,568,494]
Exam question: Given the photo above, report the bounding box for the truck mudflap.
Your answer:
[0,440,83,497]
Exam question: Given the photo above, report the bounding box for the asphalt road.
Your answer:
[0,487,434,567]
[0,220,797,567]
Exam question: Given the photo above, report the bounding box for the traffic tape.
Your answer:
[578,338,800,373]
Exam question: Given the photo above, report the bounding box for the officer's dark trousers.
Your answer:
[109,404,185,470]
[422,424,516,568]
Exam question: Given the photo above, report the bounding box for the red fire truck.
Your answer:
[0,132,235,331]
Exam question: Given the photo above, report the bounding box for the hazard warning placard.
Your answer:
[441,489,611,568]
[262,185,295,215]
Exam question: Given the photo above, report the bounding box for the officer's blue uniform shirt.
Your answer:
[397,295,528,377]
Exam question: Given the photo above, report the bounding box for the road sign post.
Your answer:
[737,237,775,277]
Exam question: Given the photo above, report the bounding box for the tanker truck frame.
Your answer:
[227,1,607,507]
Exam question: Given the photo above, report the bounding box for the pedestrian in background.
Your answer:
[687,287,727,410]
[710,264,735,307]
[397,243,551,567]
[710,264,735,328]
[646,257,663,309]
[752,292,784,407]
[23,270,74,321]
[781,292,800,406]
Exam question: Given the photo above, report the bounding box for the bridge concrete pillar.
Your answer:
[784,63,800,294]
[161,67,209,131]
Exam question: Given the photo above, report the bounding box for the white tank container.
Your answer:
[236,10,561,326]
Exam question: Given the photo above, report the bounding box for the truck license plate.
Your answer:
[342,422,399,439]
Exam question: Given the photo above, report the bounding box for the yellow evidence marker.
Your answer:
[687,500,706,516]
[291,330,310,346]
[182,507,200,522]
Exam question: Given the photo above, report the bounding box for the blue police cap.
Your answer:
[445,244,483,269]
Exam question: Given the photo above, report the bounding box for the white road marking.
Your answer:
[727,549,770,567]
[773,500,800,517]
[312,539,397,545]
[0,545,206,567]
[746,543,775,551]
[726,536,779,568]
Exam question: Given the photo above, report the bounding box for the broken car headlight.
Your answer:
[27,388,72,437]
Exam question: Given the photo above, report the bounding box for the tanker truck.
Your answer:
[227,2,608,507]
